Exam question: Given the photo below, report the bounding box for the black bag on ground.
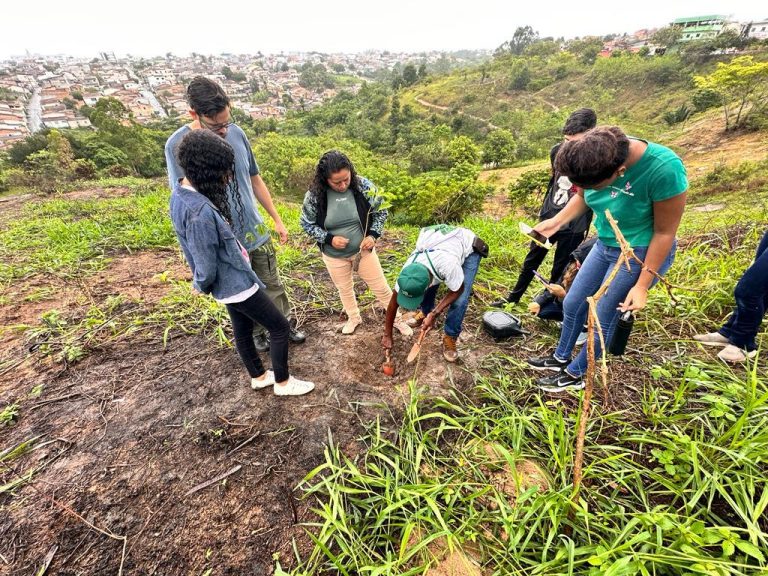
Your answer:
[483,311,528,340]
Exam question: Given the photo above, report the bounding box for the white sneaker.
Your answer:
[341,317,362,335]
[251,370,275,389]
[575,330,588,346]
[274,375,315,396]
[394,313,414,337]
[717,344,757,363]
[693,332,730,347]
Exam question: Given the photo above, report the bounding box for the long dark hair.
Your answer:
[309,150,361,199]
[176,130,244,229]
[554,126,630,187]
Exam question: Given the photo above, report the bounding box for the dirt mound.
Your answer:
[467,441,551,504]
[426,549,483,576]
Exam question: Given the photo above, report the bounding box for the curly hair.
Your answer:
[554,126,630,188]
[309,150,362,199]
[176,130,244,229]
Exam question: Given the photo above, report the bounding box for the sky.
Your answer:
[2,0,765,60]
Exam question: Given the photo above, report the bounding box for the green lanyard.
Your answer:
[409,249,444,282]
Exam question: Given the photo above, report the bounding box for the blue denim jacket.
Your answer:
[170,184,265,299]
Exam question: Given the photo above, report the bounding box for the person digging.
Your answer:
[382,225,487,364]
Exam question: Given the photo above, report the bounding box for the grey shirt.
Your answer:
[165,124,271,252]
[322,188,364,258]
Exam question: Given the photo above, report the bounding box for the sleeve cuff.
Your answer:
[325,232,334,244]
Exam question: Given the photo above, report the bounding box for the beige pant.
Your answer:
[321,249,392,322]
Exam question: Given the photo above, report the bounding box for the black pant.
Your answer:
[507,230,586,303]
[226,289,290,383]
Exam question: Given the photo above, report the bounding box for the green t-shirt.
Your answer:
[322,189,364,258]
[584,140,687,248]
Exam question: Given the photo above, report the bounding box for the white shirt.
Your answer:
[401,226,476,292]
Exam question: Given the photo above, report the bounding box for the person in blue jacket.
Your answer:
[169,129,314,397]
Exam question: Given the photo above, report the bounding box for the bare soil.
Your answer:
[0,237,507,575]
[1,180,760,574]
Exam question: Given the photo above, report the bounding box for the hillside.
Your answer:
[1,49,768,575]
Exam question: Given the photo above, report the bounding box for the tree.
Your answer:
[651,26,683,49]
[509,61,531,90]
[694,56,768,130]
[565,37,605,64]
[221,66,246,82]
[299,63,335,90]
[496,26,539,56]
[402,64,418,86]
[23,130,75,192]
[482,129,517,166]
[447,136,480,165]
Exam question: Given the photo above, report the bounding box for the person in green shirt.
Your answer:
[527,126,687,392]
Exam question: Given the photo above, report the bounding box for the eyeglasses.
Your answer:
[198,114,234,132]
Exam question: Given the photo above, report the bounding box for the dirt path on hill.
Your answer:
[414,97,500,130]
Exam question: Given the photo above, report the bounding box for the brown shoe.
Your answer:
[442,334,458,363]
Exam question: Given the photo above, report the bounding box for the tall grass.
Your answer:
[291,358,767,574]
[284,160,768,574]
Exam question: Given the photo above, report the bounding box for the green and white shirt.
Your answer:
[584,140,687,248]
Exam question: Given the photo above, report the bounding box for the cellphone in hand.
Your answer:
[532,269,550,286]
[519,222,552,249]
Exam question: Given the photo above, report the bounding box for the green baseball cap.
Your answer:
[396,263,431,310]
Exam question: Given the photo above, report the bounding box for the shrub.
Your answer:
[71,158,98,180]
[691,88,720,112]
[508,168,550,213]
[663,105,692,126]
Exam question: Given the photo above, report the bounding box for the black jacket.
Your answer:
[539,143,593,235]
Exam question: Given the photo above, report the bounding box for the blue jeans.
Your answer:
[719,230,768,352]
[554,240,676,376]
[420,252,482,338]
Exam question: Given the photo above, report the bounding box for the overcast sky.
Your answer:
[2,0,764,60]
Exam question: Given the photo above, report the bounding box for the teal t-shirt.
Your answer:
[584,140,687,248]
[322,189,364,258]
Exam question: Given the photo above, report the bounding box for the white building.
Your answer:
[744,19,768,40]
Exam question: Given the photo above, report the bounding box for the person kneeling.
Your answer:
[529,238,596,345]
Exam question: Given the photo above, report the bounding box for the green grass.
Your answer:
[0,181,175,285]
[1,151,767,576]
[289,358,767,574]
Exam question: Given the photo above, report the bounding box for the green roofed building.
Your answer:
[672,15,730,42]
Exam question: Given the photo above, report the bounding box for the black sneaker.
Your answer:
[490,294,518,308]
[289,327,306,344]
[288,318,306,344]
[253,333,270,352]
[537,371,585,392]
[527,354,569,372]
